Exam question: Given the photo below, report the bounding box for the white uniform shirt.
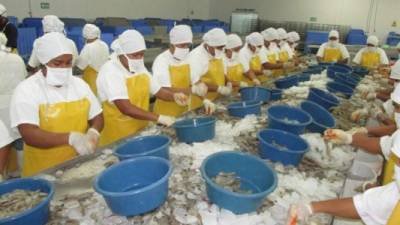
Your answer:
[76,39,110,72]
[238,44,268,73]
[390,60,400,80]
[10,71,102,132]
[0,119,14,149]
[97,55,161,103]
[152,49,199,88]
[28,37,79,68]
[380,130,400,162]
[223,54,241,72]
[279,42,294,59]
[353,182,399,225]
[316,42,350,59]
[353,47,389,65]
[187,43,214,81]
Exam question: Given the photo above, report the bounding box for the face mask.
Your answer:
[125,55,145,73]
[45,66,72,86]
[231,51,239,60]
[173,47,190,61]
[329,40,338,48]
[367,46,376,52]
[395,165,400,189]
[214,49,223,59]
[395,112,400,128]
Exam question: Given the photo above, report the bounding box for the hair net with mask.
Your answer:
[83,24,100,40]
[203,28,227,47]
[169,25,193,45]
[329,30,339,39]
[226,34,242,50]
[367,35,379,47]
[261,28,279,42]
[287,31,300,43]
[42,15,65,33]
[246,32,264,47]
[276,28,288,40]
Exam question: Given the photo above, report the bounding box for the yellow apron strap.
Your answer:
[361,51,381,69]
[386,201,400,225]
[201,58,225,101]
[153,64,190,117]
[99,74,150,146]
[82,66,98,96]
[383,154,397,185]
[22,98,90,177]
[323,48,343,63]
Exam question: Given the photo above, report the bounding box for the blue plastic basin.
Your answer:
[307,88,340,110]
[173,117,216,143]
[334,73,358,88]
[270,89,283,101]
[227,101,262,118]
[257,129,309,166]
[0,178,54,225]
[333,63,353,72]
[239,87,271,103]
[352,66,369,76]
[327,81,354,98]
[300,101,336,133]
[327,65,352,79]
[94,157,172,216]
[274,75,299,89]
[114,135,171,161]
[200,151,277,214]
[267,105,312,135]
[298,73,311,82]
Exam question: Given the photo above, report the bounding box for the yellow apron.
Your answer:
[323,48,343,63]
[199,58,225,101]
[267,53,281,78]
[82,66,98,96]
[383,154,396,184]
[361,51,380,69]
[227,63,245,93]
[250,55,268,82]
[153,64,190,117]
[386,201,400,225]
[22,98,90,177]
[100,73,150,146]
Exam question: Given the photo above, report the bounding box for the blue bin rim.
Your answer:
[227,100,263,109]
[309,88,339,104]
[299,100,336,128]
[173,116,216,129]
[239,86,270,92]
[257,128,310,154]
[0,178,54,223]
[200,151,278,198]
[270,88,283,93]
[113,135,171,159]
[267,105,312,126]
[94,156,172,197]
[274,75,298,82]
[327,81,354,93]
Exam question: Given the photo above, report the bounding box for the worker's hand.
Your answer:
[287,203,313,224]
[351,108,369,122]
[173,93,189,106]
[349,127,368,135]
[324,129,353,145]
[203,99,216,115]
[252,78,261,86]
[86,128,100,152]
[239,81,249,88]
[68,132,93,156]
[217,83,232,96]
[191,82,208,97]
[283,62,295,69]
[157,115,176,127]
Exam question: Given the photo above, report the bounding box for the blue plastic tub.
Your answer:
[174,117,216,143]
[267,105,312,135]
[353,66,369,76]
[298,73,311,82]
[334,73,358,88]
[200,151,277,214]
[257,129,309,166]
[270,89,283,101]
[227,101,262,118]
[327,65,352,79]
[327,81,354,98]
[274,75,299,89]
[114,135,171,161]
[307,88,340,110]
[318,62,333,68]
[333,63,353,72]
[94,157,172,216]
[0,178,54,225]
[300,101,336,133]
[306,65,324,74]
[239,87,271,103]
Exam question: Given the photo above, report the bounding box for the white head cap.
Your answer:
[42,15,65,33]
[287,31,300,43]
[367,35,379,46]
[225,34,242,49]
[169,25,193,45]
[277,28,288,40]
[261,28,279,42]
[203,28,227,47]
[111,29,146,55]
[0,4,6,17]
[83,24,100,40]
[329,30,339,38]
[391,132,400,158]
[391,84,400,104]
[245,32,264,47]
[35,32,72,64]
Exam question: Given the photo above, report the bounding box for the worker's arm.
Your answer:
[203,83,219,92]
[351,133,382,154]
[337,58,349,64]
[162,87,191,95]
[18,124,70,149]
[244,70,257,81]
[0,145,11,174]
[262,62,283,70]
[376,90,392,102]
[312,198,360,219]
[367,124,396,137]
[114,99,159,122]
[88,114,104,133]
[155,87,180,101]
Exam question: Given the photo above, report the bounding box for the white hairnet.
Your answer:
[35,32,72,64]
[83,24,100,40]
[0,4,6,17]
[329,30,339,38]
[277,28,288,40]
[391,131,400,158]
[391,84,400,104]
[225,34,242,49]
[245,32,264,47]
[203,28,227,47]
[169,25,193,45]
[111,29,146,55]
[42,15,65,33]
[287,31,300,43]
[367,35,379,46]
[261,28,279,42]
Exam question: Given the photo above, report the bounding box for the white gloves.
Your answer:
[287,203,313,224]
[191,82,208,97]
[173,93,189,106]
[157,115,176,127]
[203,99,216,115]
[351,108,369,122]
[239,81,249,88]
[217,83,232,96]
[68,132,94,156]
[252,78,261,86]
[86,128,100,151]
[324,129,353,145]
